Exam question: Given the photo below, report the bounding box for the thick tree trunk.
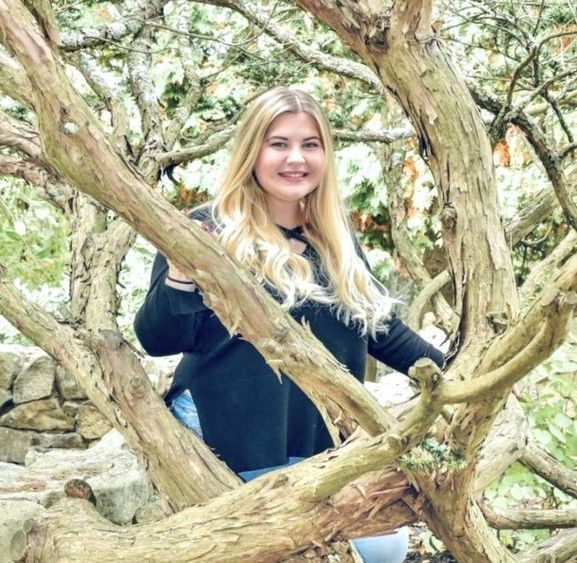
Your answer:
[24,464,414,562]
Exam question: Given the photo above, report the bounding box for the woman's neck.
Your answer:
[268,201,304,230]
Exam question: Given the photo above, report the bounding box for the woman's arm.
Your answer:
[368,314,445,375]
[134,253,208,356]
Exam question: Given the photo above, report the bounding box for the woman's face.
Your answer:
[254,112,326,214]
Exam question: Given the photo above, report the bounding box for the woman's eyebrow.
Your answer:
[265,135,321,141]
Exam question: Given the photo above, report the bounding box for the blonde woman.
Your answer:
[135,87,444,563]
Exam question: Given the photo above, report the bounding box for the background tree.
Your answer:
[0,0,576,561]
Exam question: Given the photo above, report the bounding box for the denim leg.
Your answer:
[352,528,409,563]
[240,459,408,563]
[169,389,203,438]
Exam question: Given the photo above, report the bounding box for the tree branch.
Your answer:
[521,528,577,563]
[0,262,240,508]
[521,231,577,303]
[0,110,43,159]
[127,28,164,181]
[521,441,577,499]
[156,123,236,167]
[0,154,71,211]
[441,255,577,403]
[163,7,204,150]
[479,252,577,374]
[473,396,528,493]
[0,49,32,105]
[200,0,384,91]
[506,187,559,245]
[482,502,577,529]
[68,52,132,156]
[0,0,394,445]
[59,0,170,51]
[471,85,577,232]
[333,126,414,144]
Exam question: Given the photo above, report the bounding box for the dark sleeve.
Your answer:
[368,314,445,375]
[133,253,208,356]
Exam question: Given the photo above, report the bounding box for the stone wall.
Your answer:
[0,345,112,464]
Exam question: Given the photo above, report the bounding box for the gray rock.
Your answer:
[0,399,75,432]
[21,430,153,524]
[55,365,87,401]
[0,462,56,506]
[12,355,55,404]
[76,404,112,441]
[0,389,11,410]
[89,465,153,525]
[31,432,85,451]
[0,500,45,563]
[0,347,22,390]
[0,427,84,465]
[0,428,33,464]
[61,400,82,417]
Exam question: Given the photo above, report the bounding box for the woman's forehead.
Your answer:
[265,111,321,137]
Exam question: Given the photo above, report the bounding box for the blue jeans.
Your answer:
[170,390,408,563]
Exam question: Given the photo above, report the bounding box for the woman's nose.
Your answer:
[287,146,305,163]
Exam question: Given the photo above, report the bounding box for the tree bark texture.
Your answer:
[1,1,577,562]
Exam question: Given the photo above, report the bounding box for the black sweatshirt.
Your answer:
[134,218,444,473]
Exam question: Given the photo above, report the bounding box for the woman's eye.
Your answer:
[270,142,287,148]
[304,142,320,149]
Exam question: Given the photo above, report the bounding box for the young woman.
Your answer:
[134,87,444,563]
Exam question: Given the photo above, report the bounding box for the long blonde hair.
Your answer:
[213,87,393,335]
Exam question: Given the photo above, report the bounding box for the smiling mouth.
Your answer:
[279,172,308,178]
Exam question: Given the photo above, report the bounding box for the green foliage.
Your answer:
[484,331,577,550]
[0,178,69,289]
[400,437,467,471]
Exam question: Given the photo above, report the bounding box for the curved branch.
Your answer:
[521,441,577,499]
[521,528,577,563]
[23,459,416,562]
[157,123,236,167]
[441,307,572,403]
[127,29,164,181]
[163,8,204,150]
[0,110,43,159]
[479,253,577,374]
[0,263,240,508]
[0,154,72,211]
[406,271,453,330]
[482,502,577,529]
[441,257,577,403]
[471,85,577,232]
[69,52,131,156]
[506,187,559,245]
[203,0,383,87]
[521,231,577,302]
